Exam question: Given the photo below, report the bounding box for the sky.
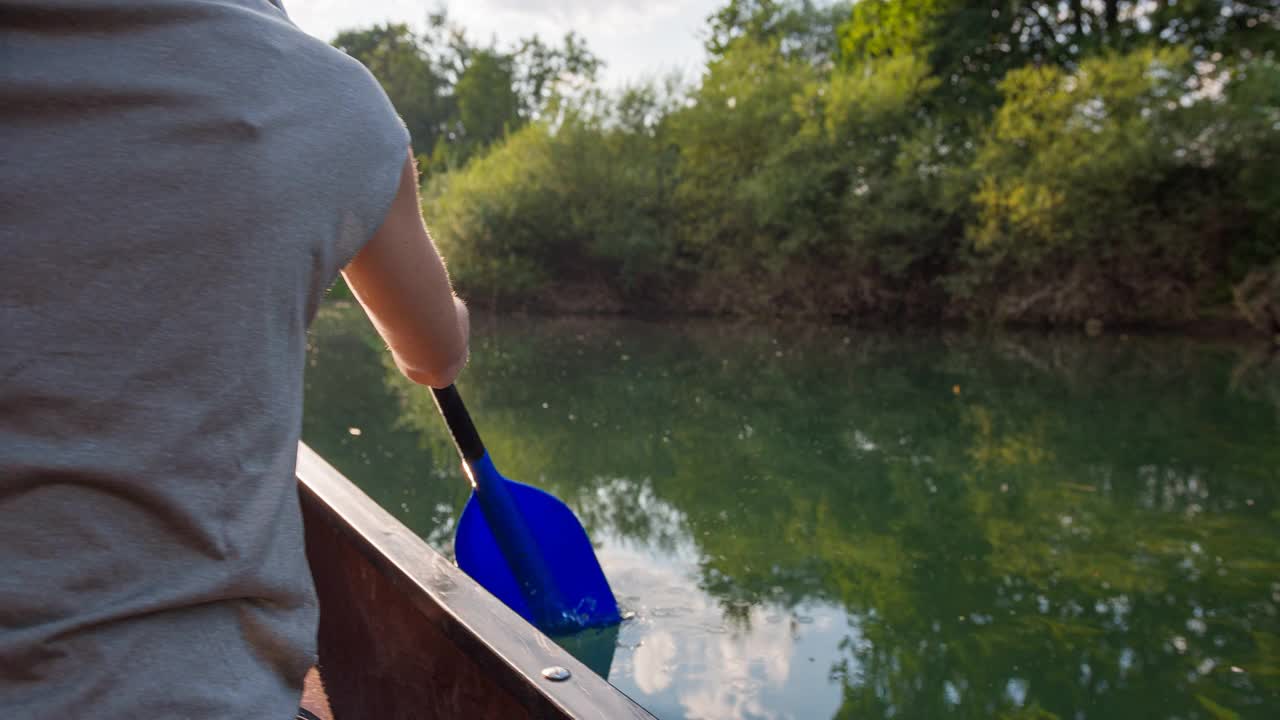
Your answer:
[283,0,726,88]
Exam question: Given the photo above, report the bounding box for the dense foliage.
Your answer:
[335,2,1279,332]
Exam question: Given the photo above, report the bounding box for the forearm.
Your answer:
[342,151,470,388]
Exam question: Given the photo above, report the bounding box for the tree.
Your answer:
[334,16,603,172]
[840,1,1280,107]
[704,0,851,63]
[332,23,453,157]
[335,2,1279,332]
[452,49,521,163]
[963,47,1247,324]
[510,33,603,122]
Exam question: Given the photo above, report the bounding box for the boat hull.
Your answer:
[297,443,654,720]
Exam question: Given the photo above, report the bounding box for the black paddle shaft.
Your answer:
[431,385,487,463]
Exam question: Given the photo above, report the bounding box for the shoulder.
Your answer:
[252,6,388,101]
[223,3,409,147]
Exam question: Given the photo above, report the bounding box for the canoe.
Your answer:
[297,443,656,720]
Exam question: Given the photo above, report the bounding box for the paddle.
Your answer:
[431,384,621,635]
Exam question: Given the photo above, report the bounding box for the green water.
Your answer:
[303,303,1280,720]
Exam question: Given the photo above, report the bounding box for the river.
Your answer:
[303,302,1279,720]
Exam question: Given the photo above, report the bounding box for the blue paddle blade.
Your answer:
[454,458,620,634]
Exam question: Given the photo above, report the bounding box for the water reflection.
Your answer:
[603,540,848,720]
[554,623,620,679]
[304,305,1280,720]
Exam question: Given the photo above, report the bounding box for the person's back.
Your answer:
[0,1,462,716]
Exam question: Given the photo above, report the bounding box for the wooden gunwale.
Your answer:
[297,443,655,720]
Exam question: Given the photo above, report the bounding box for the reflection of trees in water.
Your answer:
[303,305,471,547]
[1229,345,1280,431]
[307,306,1279,718]
[572,475,700,562]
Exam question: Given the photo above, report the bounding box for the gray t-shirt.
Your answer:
[0,1,408,716]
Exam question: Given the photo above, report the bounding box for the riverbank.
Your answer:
[325,279,1279,346]
[326,1,1279,373]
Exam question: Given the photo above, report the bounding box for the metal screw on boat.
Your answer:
[541,666,571,682]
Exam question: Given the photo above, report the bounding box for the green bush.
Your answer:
[424,107,680,309]
[360,1,1278,332]
[667,41,953,316]
[962,48,1273,325]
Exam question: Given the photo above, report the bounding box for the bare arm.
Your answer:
[342,150,469,388]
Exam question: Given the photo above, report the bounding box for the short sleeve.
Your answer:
[317,53,413,283]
